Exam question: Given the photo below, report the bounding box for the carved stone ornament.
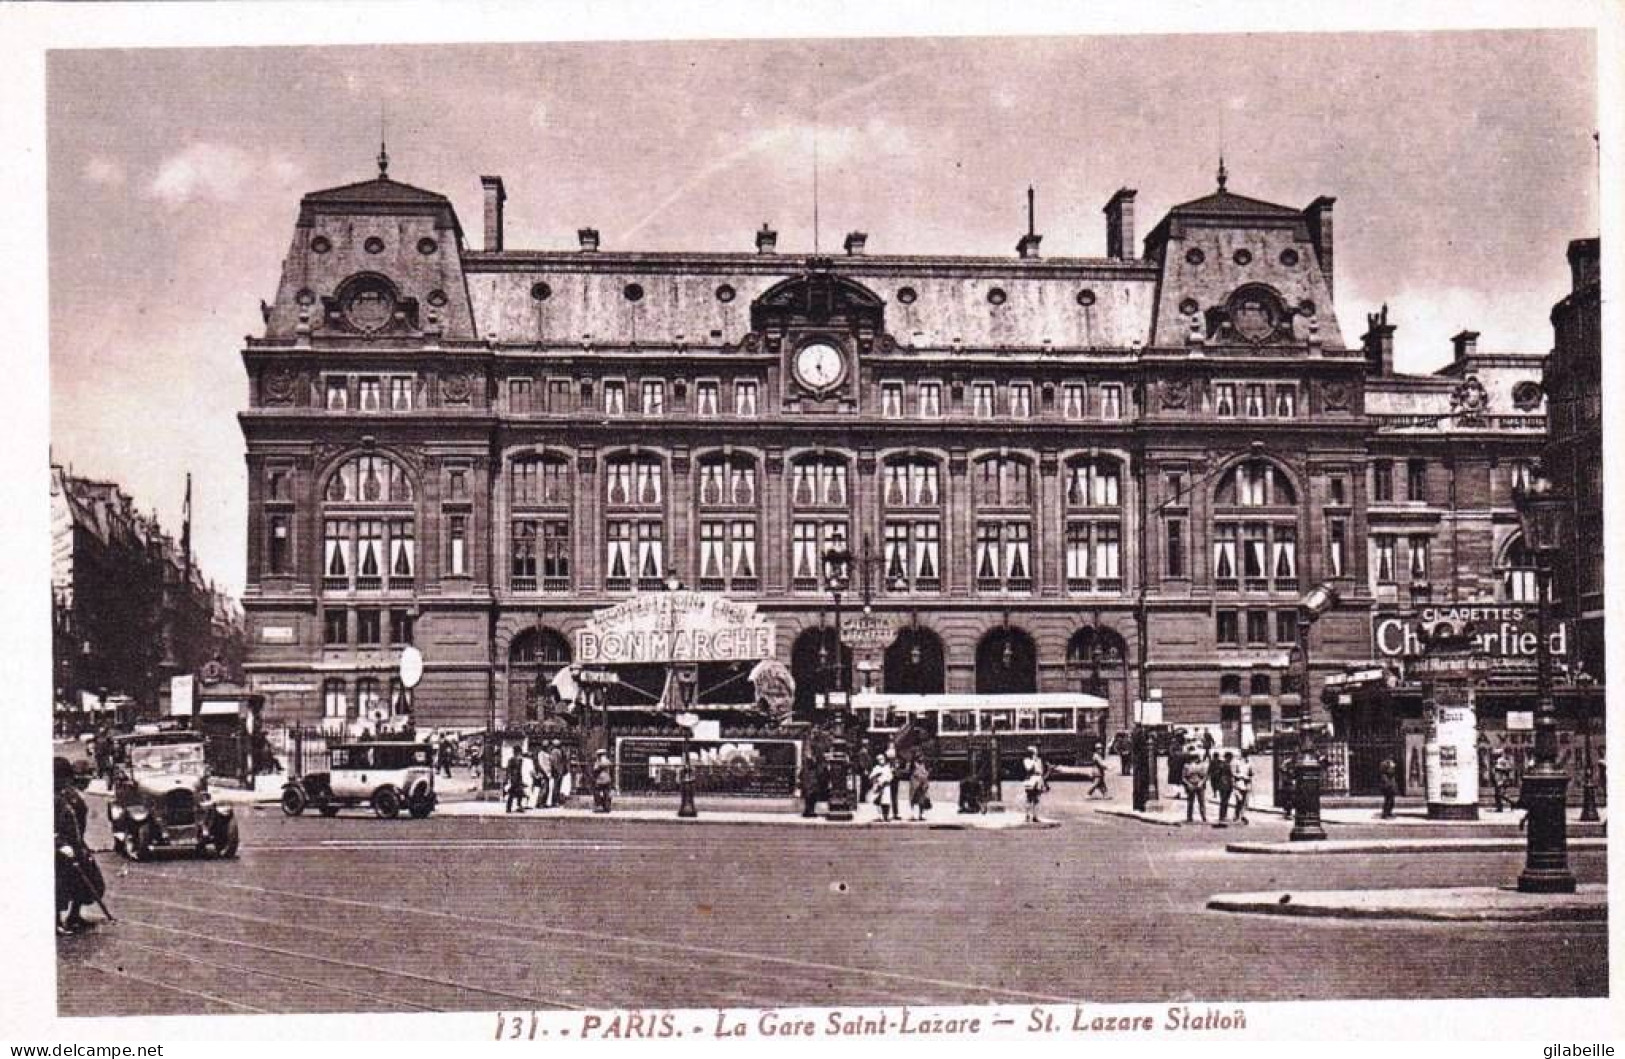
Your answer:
[443,372,473,404]
[1160,378,1190,410]
[1450,375,1489,417]
[1323,380,1351,411]
[264,367,298,405]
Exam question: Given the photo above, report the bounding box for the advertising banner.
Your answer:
[169,674,195,718]
[1374,604,1568,677]
[576,592,776,664]
[614,736,800,796]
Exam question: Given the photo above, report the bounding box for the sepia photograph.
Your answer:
[4,1,1620,1049]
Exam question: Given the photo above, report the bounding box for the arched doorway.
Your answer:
[507,627,571,723]
[1066,625,1130,731]
[975,627,1038,695]
[883,626,946,695]
[790,626,852,720]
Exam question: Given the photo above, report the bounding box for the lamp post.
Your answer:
[821,547,855,820]
[1514,463,1577,893]
[660,570,700,819]
[1576,669,1599,822]
[1289,583,1340,842]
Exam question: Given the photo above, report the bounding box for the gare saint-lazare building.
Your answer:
[240,151,1568,794]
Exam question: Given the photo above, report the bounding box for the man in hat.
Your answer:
[885,746,902,823]
[592,750,614,813]
[549,741,568,806]
[504,746,527,813]
[55,757,103,934]
[1022,746,1046,823]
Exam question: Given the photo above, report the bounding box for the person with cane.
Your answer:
[55,757,109,934]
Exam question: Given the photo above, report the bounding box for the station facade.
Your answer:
[238,159,1552,761]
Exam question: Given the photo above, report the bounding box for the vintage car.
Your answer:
[108,732,239,860]
[281,741,437,819]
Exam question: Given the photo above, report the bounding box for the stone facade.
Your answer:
[238,164,1547,741]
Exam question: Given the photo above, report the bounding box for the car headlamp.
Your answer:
[108,804,125,820]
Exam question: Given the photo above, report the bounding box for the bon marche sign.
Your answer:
[576,592,776,664]
[1374,604,1567,673]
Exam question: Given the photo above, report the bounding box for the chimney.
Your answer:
[756,223,778,255]
[1104,188,1138,260]
[1016,185,1042,259]
[480,175,506,252]
[1304,196,1336,298]
[843,231,868,256]
[577,227,600,253]
[1568,237,1600,291]
[1361,303,1396,375]
[1451,329,1479,364]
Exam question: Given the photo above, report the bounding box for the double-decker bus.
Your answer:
[852,691,1111,779]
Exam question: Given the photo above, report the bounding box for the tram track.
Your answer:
[79,961,270,1015]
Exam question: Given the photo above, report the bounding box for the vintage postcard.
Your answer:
[3,1,1620,1053]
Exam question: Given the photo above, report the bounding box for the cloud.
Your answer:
[82,156,125,187]
[145,144,303,209]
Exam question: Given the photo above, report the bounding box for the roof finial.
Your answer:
[1217,153,1228,193]
[377,103,390,180]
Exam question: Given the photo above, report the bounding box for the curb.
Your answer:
[1226,837,1609,855]
[1093,807,1273,829]
[1206,886,1608,923]
[432,805,1061,831]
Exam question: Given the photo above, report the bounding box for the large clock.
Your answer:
[793,341,847,391]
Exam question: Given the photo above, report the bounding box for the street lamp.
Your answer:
[1574,668,1599,822]
[1289,583,1340,842]
[821,546,855,820]
[675,665,699,819]
[1513,463,1577,893]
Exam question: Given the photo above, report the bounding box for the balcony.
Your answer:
[355,575,383,592]
[541,576,571,594]
[605,577,632,593]
[510,575,538,592]
[636,576,665,592]
[322,576,348,593]
[791,576,820,592]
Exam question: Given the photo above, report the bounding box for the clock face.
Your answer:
[794,342,846,390]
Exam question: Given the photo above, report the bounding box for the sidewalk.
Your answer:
[437,796,1056,830]
[1207,884,1607,922]
[1226,836,1609,855]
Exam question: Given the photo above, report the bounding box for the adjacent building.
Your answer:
[238,159,1553,789]
[51,466,246,728]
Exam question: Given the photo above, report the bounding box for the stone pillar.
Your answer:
[764,447,787,593]
[576,447,598,590]
[670,446,692,584]
[1038,449,1061,597]
[855,448,877,581]
[947,448,970,596]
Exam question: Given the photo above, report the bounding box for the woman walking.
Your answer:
[908,755,932,821]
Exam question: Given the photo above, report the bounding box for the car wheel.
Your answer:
[280,786,307,817]
[317,801,341,817]
[372,786,402,819]
[408,795,433,819]
[216,818,240,859]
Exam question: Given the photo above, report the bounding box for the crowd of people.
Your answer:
[1165,729,1255,826]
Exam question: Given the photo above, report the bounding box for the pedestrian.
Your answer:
[1201,728,1215,754]
[909,755,932,821]
[93,726,114,785]
[548,742,567,806]
[958,751,985,814]
[854,742,873,802]
[1212,751,1235,822]
[1112,730,1133,776]
[534,741,553,809]
[1379,756,1398,819]
[1230,749,1253,825]
[591,750,614,813]
[1182,752,1208,824]
[1087,746,1110,799]
[1167,729,1186,792]
[799,754,822,818]
[55,757,103,934]
[439,734,455,779]
[504,746,527,813]
[1492,750,1515,812]
[869,755,894,821]
[1022,746,1046,823]
[885,746,903,822]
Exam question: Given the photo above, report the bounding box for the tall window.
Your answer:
[1329,517,1348,578]
[1009,383,1033,419]
[604,380,627,416]
[1099,383,1124,420]
[1373,535,1397,584]
[1062,383,1086,419]
[1244,384,1267,418]
[972,383,995,418]
[325,377,349,411]
[356,678,381,721]
[883,455,943,592]
[390,609,414,645]
[447,514,467,576]
[1065,456,1125,593]
[1213,459,1298,594]
[510,520,538,590]
[974,455,1034,593]
[267,514,290,575]
[511,455,571,592]
[696,454,759,591]
[508,377,533,413]
[355,520,384,590]
[323,678,349,719]
[1214,383,1236,418]
[605,454,664,590]
[1273,385,1296,418]
[323,609,347,646]
[790,455,850,592]
[357,609,381,646]
[695,381,719,417]
[1409,534,1431,581]
[546,379,572,412]
[389,376,414,411]
[1166,518,1185,578]
[606,455,663,507]
[734,379,759,417]
[1406,459,1428,503]
[640,380,665,416]
[880,381,903,418]
[1500,536,1539,603]
[388,520,414,587]
[1372,459,1394,502]
[919,381,943,418]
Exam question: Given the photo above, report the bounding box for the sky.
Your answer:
[45,30,1599,599]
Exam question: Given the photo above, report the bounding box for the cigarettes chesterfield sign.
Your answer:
[1374,604,1568,672]
[576,592,777,664]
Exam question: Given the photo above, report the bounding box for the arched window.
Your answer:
[507,627,572,723]
[322,454,416,594]
[1499,534,1540,603]
[790,455,850,592]
[975,626,1038,695]
[974,455,1034,594]
[884,626,946,695]
[1065,456,1125,594]
[322,678,350,721]
[790,625,853,720]
[696,453,759,592]
[604,454,665,592]
[1213,458,1299,595]
[883,455,943,593]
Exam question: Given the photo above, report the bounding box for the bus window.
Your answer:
[869,704,896,731]
[940,709,975,734]
[1038,708,1073,732]
[982,709,1014,733]
[1015,709,1039,732]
